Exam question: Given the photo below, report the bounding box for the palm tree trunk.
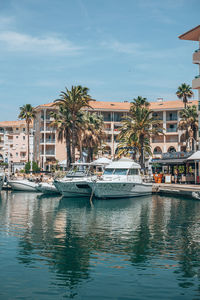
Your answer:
[27,122,30,162]
[140,139,145,169]
[71,119,76,163]
[65,129,71,169]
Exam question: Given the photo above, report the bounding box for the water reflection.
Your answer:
[0,191,200,299]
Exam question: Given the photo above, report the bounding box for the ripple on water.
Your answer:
[0,192,200,299]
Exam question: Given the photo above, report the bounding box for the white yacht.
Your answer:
[8,179,39,192]
[54,161,109,197]
[88,159,152,199]
[36,182,60,195]
[0,173,4,192]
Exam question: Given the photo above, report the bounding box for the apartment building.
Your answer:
[179,25,200,136]
[0,120,33,170]
[34,99,197,170]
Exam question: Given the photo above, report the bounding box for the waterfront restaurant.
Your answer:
[152,151,197,184]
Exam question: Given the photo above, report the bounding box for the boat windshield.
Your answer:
[103,169,114,175]
[114,169,128,175]
[67,165,89,176]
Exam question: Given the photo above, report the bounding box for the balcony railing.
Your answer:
[166,127,177,132]
[40,139,55,143]
[41,150,55,155]
[166,116,177,121]
[40,127,56,132]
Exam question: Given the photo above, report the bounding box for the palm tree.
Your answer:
[130,96,150,112]
[176,83,194,108]
[178,105,198,151]
[79,112,105,162]
[118,98,163,168]
[54,85,91,162]
[50,105,72,169]
[18,104,35,162]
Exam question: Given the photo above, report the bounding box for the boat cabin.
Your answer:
[103,159,141,177]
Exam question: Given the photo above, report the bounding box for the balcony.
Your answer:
[193,49,200,64]
[40,127,56,132]
[166,112,177,121]
[40,139,55,144]
[192,75,200,89]
[166,127,177,133]
[40,150,55,156]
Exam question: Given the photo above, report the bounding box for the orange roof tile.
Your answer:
[179,25,200,41]
[35,99,198,112]
[0,120,32,127]
[150,100,198,110]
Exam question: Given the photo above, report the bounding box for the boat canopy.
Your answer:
[91,157,112,165]
[105,158,141,170]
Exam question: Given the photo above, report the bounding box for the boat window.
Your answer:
[128,169,139,175]
[104,169,114,175]
[114,169,128,175]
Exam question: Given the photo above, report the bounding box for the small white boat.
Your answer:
[88,158,152,199]
[8,179,39,192]
[192,191,200,200]
[0,173,4,192]
[36,182,60,195]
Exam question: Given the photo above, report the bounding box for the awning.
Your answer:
[187,151,200,160]
[153,158,186,165]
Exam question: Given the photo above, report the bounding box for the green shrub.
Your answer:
[25,161,40,173]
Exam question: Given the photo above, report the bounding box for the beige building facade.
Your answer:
[34,99,197,170]
[0,120,33,169]
[179,25,200,136]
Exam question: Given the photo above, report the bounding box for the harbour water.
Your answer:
[0,191,200,299]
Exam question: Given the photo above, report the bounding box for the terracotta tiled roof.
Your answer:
[0,120,26,127]
[0,120,33,127]
[179,25,200,41]
[35,99,198,112]
[150,100,198,110]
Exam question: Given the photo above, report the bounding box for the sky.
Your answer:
[0,0,200,121]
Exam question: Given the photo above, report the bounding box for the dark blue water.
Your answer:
[0,191,200,299]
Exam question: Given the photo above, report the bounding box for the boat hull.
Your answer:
[36,183,60,195]
[89,181,152,199]
[8,180,38,192]
[0,174,4,192]
[54,179,92,197]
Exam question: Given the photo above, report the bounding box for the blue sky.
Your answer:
[0,0,199,121]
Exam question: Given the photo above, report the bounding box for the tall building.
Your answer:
[0,120,33,170]
[179,25,200,137]
[34,99,197,170]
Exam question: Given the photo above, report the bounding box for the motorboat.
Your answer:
[87,158,152,199]
[0,173,4,192]
[192,191,200,200]
[54,160,110,197]
[36,182,60,195]
[8,179,39,192]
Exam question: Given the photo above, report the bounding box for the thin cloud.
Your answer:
[0,31,83,55]
[101,40,141,54]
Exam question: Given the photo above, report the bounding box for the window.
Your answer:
[104,169,114,175]
[16,128,19,131]
[23,136,25,140]
[16,152,18,157]
[23,128,25,132]
[16,136,18,139]
[128,169,139,175]
[114,169,128,175]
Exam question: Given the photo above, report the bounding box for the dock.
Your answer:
[153,183,200,197]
